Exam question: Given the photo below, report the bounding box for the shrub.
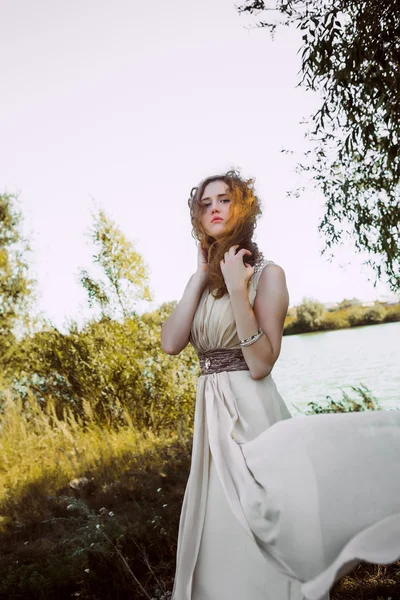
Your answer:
[1,306,200,435]
[383,304,400,323]
[295,297,325,331]
[319,311,349,330]
[347,306,365,326]
[363,305,385,323]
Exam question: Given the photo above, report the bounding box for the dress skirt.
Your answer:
[170,259,400,600]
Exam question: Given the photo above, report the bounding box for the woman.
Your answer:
[161,169,400,600]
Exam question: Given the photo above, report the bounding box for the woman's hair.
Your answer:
[187,168,265,299]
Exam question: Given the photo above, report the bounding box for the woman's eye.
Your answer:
[203,199,230,208]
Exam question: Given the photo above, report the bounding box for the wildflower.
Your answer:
[69,477,89,490]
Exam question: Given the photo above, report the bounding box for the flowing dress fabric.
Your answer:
[171,260,400,600]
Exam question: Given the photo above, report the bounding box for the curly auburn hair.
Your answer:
[187,168,265,300]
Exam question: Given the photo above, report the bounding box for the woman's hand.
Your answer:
[220,244,254,294]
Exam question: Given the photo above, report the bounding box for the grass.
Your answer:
[0,390,191,599]
[0,387,399,599]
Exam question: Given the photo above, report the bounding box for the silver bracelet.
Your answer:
[239,327,264,347]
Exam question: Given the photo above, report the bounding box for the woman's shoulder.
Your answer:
[251,258,284,289]
[253,258,276,272]
[252,257,280,276]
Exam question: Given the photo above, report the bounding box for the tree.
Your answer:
[0,194,37,378]
[337,297,361,309]
[295,297,325,330]
[236,0,400,291]
[78,208,152,321]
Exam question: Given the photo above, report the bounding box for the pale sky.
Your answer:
[0,0,395,333]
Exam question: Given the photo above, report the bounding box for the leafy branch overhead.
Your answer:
[237,0,400,291]
[78,208,152,321]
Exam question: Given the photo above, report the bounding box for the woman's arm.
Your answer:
[229,264,289,379]
[161,271,207,355]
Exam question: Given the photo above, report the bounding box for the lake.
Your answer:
[272,321,400,415]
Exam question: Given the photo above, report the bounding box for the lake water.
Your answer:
[272,321,400,415]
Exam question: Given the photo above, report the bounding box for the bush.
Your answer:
[383,304,400,323]
[295,297,325,331]
[363,305,385,323]
[347,306,365,326]
[319,310,349,330]
[1,306,200,435]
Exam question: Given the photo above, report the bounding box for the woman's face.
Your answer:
[199,179,232,240]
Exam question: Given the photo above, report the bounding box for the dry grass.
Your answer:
[330,562,400,600]
[0,389,399,599]
[0,390,191,599]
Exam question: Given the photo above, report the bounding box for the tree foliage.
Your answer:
[337,297,361,310]
[237,0,400,291]
[6,302,199,434]
[0,199,199,433]
[78,208,152,321]
[0,194,37,379]
[295,297,325,330]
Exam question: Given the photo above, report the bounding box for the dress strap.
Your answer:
[251,259,275,290]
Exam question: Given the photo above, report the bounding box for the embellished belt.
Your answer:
[197,348,250,375]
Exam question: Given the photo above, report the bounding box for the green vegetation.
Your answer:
[284,297,400,335]
[0,192,399,598]
[2,1,399,595]
[0,385,398,600]
[0,391,189,599]
[4,310,199,435]
[237,0,400,293]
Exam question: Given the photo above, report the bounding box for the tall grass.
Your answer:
[0,386,398,599]
[0,392,169,518]
[0,389,191,599]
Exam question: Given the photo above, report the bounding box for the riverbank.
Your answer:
[283,300,400,335]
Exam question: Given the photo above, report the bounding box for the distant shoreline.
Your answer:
[283,301,400,335]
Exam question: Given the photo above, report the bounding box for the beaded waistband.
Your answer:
[197,347,249,375]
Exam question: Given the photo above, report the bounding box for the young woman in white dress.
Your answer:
[161,169,400,600]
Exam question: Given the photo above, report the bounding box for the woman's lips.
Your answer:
[211,218,223,223]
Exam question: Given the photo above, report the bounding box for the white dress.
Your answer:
[171,259,400,600]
